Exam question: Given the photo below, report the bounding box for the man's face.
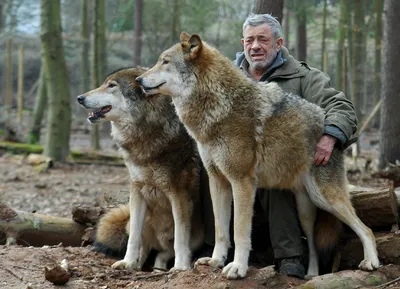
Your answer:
[242,23,282,72]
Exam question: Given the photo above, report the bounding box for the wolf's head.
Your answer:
[136,32,204,98]
[76,67,151,124]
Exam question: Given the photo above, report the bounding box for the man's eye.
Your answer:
[162,60,169,65]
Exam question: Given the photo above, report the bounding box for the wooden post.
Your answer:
[5,38,13,127]
[17,45,24,124]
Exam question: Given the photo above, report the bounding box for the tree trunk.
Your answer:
[80,0,90,93]
[335,0,346,91]
[28,66,47,144]
[133,0,143,65]
[295,4,307,61]
[283,0,290,48]
[91,0,107,150]
[5,38,13,130]
[171,0,182,45]
[373,0,383,129]
[352,0,366,123]
[253,0,283,23]
[0,0,4,33]
[321,0,327,71]
[40,0,71,161]
[345,2,354,99]
[17,45,24,124]
[380,0,400,168]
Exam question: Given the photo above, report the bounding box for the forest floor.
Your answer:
[1,129,400,289]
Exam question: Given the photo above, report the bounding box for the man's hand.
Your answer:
[313,134,337,166]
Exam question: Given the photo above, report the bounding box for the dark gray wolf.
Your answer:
[76,67,204,271]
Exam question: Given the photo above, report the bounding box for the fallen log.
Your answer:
[373,165,400,188]
[340,232,400,270]
[350,186,399,229]
[298,264,400,289]
[71,204,106,225]
[0,202,87,247]
[0,141,124,166]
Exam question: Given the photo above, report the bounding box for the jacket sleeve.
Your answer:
[300,67,358,148]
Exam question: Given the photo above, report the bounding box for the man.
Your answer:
[202,13,357,279]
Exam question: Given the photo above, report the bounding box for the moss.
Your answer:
[365,274,383,286]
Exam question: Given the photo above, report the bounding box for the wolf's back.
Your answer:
[93,205,130,258]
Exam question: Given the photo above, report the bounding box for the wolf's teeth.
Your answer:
[89,112,94,117]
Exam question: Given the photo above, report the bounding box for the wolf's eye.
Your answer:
[162,59,169,65]
[108,82,117,88]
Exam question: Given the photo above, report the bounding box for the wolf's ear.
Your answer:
[180,31,191,42]
[181,34,202,61]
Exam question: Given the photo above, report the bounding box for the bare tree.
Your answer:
[335,0,346,92]
[321,0,327,71]
[380,0,400,167]
[81,0,90,93]
[374,0,383,104]
[253,0,283,22]
[352,0,366,122]
[283,0,290,48]
[28,66,47,144]
[0,0,4,33]
[40,0,71,161]
[133,0,143,66]
[295,2,307,61]
[91,0,107,150]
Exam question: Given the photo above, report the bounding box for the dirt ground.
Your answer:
[1,129,400,288]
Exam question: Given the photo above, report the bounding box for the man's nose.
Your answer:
[251,39,261,50]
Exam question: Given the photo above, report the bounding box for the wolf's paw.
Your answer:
[195,257,224,269]
[169,265,190,273]
[222,261,248,279]
[111,260,140,270]
[358,258,380,271]
[170,262,191,272]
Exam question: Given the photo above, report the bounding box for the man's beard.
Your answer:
[247,48,277,72]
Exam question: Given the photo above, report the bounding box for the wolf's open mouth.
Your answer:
[141,82,166,93]
[88,105,112,122]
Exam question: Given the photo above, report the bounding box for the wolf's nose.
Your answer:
[136,77,143,85]
[77,95,85,104]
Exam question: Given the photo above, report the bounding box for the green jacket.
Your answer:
[234,46,358,149]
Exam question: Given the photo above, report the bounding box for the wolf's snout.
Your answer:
[77,95,85,104]
[136,77,143,85]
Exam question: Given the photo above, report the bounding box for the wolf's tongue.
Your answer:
[101,105,112,113]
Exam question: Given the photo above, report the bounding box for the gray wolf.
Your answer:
[76,67,204,271]
[135,32,379,279]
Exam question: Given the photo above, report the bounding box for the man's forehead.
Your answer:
[243,23,272,38]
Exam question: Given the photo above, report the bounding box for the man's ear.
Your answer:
[276,37,283,51]
[181,33,203,61]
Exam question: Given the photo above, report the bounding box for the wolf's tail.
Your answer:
[93,205,130,258]
[314,209,342,273]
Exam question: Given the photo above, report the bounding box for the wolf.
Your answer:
[135,32,380,279]
[76,67,204,271]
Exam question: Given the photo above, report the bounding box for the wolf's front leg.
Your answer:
[222,176,256,279]
[112,183,147,270]
[169,193,192,271]
[195,171,232,269]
